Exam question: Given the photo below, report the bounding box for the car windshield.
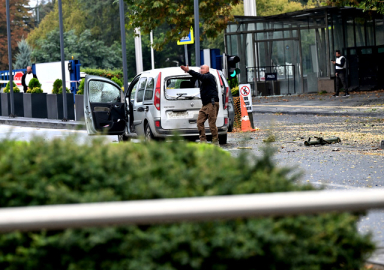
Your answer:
[165,77,201,100]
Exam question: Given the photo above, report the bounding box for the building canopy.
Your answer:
[226,7,384,95]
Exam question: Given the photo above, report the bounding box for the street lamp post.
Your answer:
[194,0,200,67]
[6,0,15,117]
[58,0,68,120]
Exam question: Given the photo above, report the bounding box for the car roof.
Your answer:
[139,67,219,78]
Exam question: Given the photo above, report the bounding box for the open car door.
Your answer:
[84,75,126,135]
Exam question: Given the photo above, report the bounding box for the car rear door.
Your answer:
[161,73,224,130]
[84,75,126,135]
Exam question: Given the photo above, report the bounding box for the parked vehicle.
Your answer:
[83,67,230,144]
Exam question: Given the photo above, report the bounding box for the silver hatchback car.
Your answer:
[83,67,230,144]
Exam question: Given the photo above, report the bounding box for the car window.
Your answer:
[136,77,147,103]
[144,78,154,101]
[130,80,139,101]
[165,77,201,100]
[89,80,120,103]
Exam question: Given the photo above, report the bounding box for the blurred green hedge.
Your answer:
[0,137,374,270]
[81,68,123,80]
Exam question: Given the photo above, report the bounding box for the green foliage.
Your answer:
[111,76,123,87]
[231,85,239,96]
[26,87,44,94]
[125,0,241,50]
[31,29,122,70]
[0,136,375,269]
[77,78,85,95]
[3,82,20,93]
[228,76,238,89]
[326,0,384,14]
[81,68,123,80]
[59,86,71,94]
[14,39,32,70]
[28,78,42,89]
[52,79,62,94]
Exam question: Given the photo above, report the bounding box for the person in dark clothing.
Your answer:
[180,65,220,145]
[332,50,349,97]
[21,66,38,93]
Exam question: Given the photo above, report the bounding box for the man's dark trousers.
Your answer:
[335,71,348,95]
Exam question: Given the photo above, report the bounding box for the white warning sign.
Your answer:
[239,84,253,113]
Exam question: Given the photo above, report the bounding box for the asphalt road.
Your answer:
[1,115,384,248]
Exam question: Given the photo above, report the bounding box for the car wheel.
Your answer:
[228,121,233,132]
[118,134,130,142]
[145,123,155,141]
[219,134,227,145]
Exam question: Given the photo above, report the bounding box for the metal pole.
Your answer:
[150,31,155,69]
[184,45,189,66]
[58,0,67,120]
[119,0,129,101]
[194,0,200,66]
[6,0,15,117]
[134,28,144,73]
[1,189,384,232]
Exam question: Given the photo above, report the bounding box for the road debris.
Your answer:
[304,137,341,146]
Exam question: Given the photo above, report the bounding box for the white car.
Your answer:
[83,67,230,144]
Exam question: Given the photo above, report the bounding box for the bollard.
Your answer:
[304,137,341,146]
[381,140,384,149]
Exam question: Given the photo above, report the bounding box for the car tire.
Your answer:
[228,121,233,132]
[219,134,227,145]
[145,123,155,141]
[118,134,131,142]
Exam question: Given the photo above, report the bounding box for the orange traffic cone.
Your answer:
[240,95,257,132]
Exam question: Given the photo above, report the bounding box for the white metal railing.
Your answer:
[1,189,384,232]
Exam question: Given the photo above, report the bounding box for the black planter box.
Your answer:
[1,92,24,117]
[75,94,84,121]
[57,93,75,120]
[46,93,75,120]
[47,94,58,119]
[23,93,48,118]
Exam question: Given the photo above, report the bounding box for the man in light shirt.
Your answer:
[21,66,38,92]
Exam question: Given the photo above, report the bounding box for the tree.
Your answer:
[27,0,86,49]
[31,29,122,70]
[124,0,241,50]
[14,39,32,69]
[326,0,384,13]
[256,0,304,16]
[0,0,33,70]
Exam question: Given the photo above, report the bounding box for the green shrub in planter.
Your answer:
[3,81,20,93]
[28,78,42,89]
[52,79,62,94]
[58,86,70,94]
[0,137,374,270]
[26,87,43,94]
[76,78,85,95]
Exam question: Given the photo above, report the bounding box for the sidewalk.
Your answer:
[252,90,384,117]
[0,116,85,130]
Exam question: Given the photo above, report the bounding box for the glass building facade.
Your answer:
[225,7,384,95]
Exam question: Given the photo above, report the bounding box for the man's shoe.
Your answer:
[199,140,207,144]
[343,94,350,97]
[212,140,220,146]
[333,94,339,97]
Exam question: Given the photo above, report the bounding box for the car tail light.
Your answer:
[224,87,229,110]
[154,72,162,111]
[224,117,229,125]
[155,120,161,128]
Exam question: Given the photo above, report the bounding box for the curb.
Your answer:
[252,109,384,117]
[0,117,85,130]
